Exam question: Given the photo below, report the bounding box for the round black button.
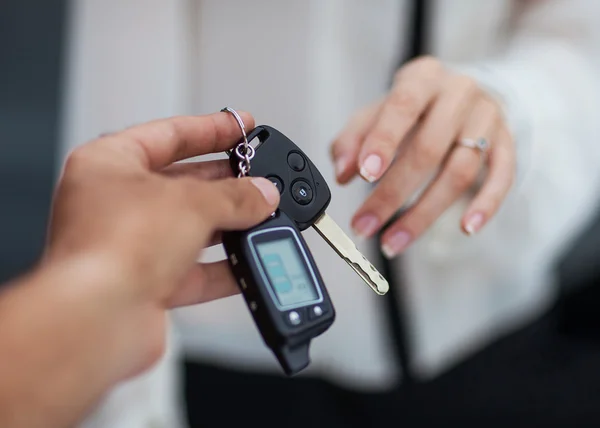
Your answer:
[287,152,306,172]
[266,175,284,194]
[291,180,313,205]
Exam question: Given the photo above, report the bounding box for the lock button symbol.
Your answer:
[291,180,313,205]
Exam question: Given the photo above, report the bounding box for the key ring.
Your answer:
[221,107,254,177]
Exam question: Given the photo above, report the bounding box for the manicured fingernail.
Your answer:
[464,212,485,235]
[359,154,382,182]
[251,178,279,205]
[352,215,380,238]
[335,156,348,178]
[382,231,411,258]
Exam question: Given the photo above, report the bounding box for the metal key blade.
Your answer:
[312,213,389,295]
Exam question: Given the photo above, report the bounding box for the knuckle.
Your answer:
[63,146,93,174]
[395,56,442,82]
[448,162,477,190]
[387,90,421,118]
[453,75,480,98]
[204,115,220,153]
[164,119,189,160]
[412,55,442,74]
[368,127,398,151]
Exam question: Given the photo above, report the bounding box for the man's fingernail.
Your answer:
[251,178,279,205]
[382,231,411,258]
[352,215,380,238]
[335,157,348,178]
[464,212,485,235]
[359,154,382,182]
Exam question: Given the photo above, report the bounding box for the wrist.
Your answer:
[0,252,134,427]
[42,250,147,367]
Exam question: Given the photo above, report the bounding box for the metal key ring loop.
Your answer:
[235,143,255,161]
[221,106,249,154]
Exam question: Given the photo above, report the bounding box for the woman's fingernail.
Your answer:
[382,231,411,258]
[352,215,380,238]
[251,178,279,205]
[464,212,485,235]
[359,154,382,182]
[335,157,348,177]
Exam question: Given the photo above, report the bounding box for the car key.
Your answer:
[220,108,335,376]
[228,124,389,296]
[222,209,335,376]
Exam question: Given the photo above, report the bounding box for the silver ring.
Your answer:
[221,107,249,156]
[456,138,490,158]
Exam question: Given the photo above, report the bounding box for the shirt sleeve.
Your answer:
[448,0,600,260]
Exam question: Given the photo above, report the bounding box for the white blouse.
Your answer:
[60,1,600,427]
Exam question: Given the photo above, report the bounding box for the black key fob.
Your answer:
[230,125,331,231]
[222,210,336,376]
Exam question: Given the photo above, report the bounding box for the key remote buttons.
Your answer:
[291,180,313,205]
[287,152,306,171]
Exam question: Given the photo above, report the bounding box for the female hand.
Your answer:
[330,56,516,258]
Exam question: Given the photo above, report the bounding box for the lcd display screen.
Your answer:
[255,237,319,307]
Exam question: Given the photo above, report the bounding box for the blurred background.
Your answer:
[0,0,65,283]
[3,0,600,426]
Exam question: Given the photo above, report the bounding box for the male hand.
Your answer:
[44,111,279,379]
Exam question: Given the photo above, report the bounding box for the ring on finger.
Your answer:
[455,137,490,161]
[457,137,491,153]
